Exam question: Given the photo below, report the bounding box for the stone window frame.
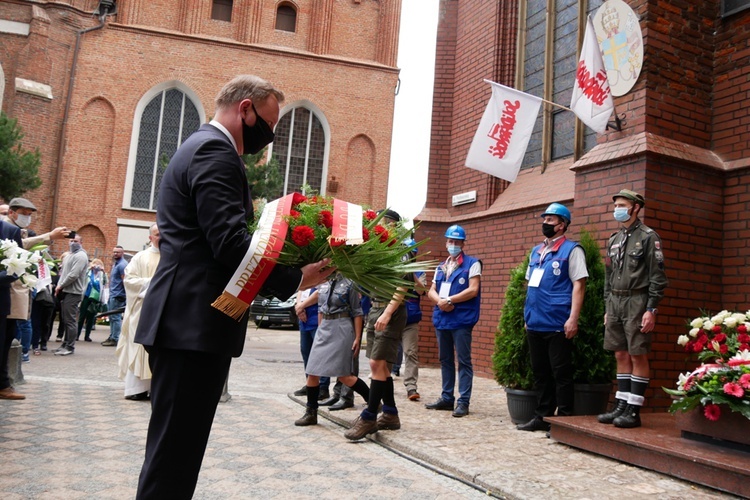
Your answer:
[268,100,330,196]
[212,0,234,22]
[516,0,602,170]
[123,81,206,212]
[275,2,297,32]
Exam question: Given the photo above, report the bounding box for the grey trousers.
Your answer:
[60,292,82,350]
[401,322,420,392]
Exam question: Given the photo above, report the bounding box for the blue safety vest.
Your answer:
[524,238,580,332]
[432,254,481,329]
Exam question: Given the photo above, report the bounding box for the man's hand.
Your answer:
[437,298,454,312]
[49,227,70,240]
[564,317,579,339]
[640,310,656,333]
[295,305,307,323]
[54,285,61,297]
[352,337,361,354]
[375,310,392,331]
[299,258,335,290]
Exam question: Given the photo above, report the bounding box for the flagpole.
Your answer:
[482,79,572,113]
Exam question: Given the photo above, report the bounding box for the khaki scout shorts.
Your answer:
[604,293,651,355]
[365,304,407,363]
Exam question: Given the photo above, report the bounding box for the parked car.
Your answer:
[250,293,299,329]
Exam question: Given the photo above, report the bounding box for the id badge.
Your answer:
[439,282,452,298]
[528,268,544,287]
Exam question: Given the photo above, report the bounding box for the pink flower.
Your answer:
[703,404,721,421]
[723,382,744,397]
[739,373,750,390]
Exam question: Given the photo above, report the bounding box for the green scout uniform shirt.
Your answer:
[605,219,668,309]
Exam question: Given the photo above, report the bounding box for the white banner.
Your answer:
[570,16,615,133]
[465,80,542,183]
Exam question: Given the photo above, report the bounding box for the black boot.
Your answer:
[613,404,641,428]
[294,407,318,426]
[597,399,628,424]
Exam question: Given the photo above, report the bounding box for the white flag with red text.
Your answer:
[465,80,542,183]
[570,16,615,133]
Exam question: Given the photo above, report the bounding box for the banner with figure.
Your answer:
[570,16,615,133]
[465,80,542,183]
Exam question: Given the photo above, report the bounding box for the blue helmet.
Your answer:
[444,225,466,240]
[541,203,571,225]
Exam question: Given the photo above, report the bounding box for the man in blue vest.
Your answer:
[425,225,481,417]
[517,203,588,432]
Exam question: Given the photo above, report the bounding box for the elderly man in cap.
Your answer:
[598,189,668,429]
[2,198,69,362]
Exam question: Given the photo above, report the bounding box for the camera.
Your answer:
[65,230,77,239]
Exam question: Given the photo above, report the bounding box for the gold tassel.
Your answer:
[211,292,250,321]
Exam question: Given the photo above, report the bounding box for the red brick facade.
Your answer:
[417,0,750,411]
[1,0,401,259]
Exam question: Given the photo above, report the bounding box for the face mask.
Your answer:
[447,245,462,257]
[70,242,82,252]
[242,103,275,155]
[542,223,558,238]
[614,207,631,222]
[15,214,31,228]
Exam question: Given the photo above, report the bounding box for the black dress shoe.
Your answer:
[516,417,550,432]
[125,391,150,401]
[425,398,454,411]
[452,403,469,417]
[293,385,308,396]
[329,398,354,411]
[319,395,340,406]
[318,389,330,401]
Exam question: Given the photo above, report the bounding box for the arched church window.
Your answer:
[130,88,201,210]
[275,3,297,32]
[272,107,326,196]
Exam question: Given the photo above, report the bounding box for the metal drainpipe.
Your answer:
[50,15,107,227]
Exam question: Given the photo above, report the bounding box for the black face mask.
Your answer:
[242,103,275,155]
[542,223,557,238]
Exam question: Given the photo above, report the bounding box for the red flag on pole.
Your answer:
[570,16,615,133]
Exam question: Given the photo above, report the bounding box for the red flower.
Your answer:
[364,210,377,220]
[289,210,301,218]
[723,382,744,397]
[373,225,389,243]
[291,225,315,247]
[738,324,748,334]
[693,342,704,353]
[319,210,333,228]
[719,344,729,354]
[292,192,307,206]
[712,325,722,334]
[740,373,750,389]
[740,343,750,352]
[703,403,721,421]
[362,227,370,241]
[713,333,727,343]
[738,333,750,343]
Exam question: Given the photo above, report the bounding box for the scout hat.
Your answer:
[612,189,645,207]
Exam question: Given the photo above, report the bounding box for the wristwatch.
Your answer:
[647,308,658,314]
[447,297,453,306]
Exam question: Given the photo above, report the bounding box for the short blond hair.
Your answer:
[90,258,104,269]
[215,75,285,110]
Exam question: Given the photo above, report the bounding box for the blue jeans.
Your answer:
[15,318,32,355]
[436,327,474,406]
[108,296,126,341]
[300,328,329,389]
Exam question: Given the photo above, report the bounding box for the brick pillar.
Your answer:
[234,0,263,44]
[308,0,333,54]
[375,0,401,67]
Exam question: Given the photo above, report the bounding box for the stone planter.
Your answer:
[573,383,611,416]
[674,405,750,451]
[505,387,539,424]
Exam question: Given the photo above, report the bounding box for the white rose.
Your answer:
[711,314,724,325]
[690,317,704,329]
[724,317,738,329]
[689,328,700,338]
[732,313,747,323]
[703,320,714,330]
[677,335,690,346]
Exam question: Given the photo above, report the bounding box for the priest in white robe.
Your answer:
[116,224,160,400]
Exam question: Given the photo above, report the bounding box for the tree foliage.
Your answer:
[0,112,42,201]
[243,149,283,201]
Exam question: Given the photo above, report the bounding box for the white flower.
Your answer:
[711,314,726,325]
[731,350,750,362]
[711,340,721,352]
[1,255,31,277]
[690,317,704,329]
[731,313,747,323]
[677,372,691,391]
[724,317,739,329]
[689,328,700,338]
[703,320,714,330]
[19,274,37,289]
[677,335,690,346]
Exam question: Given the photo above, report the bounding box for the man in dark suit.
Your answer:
[134,75,334,499]
[0,219,24,400]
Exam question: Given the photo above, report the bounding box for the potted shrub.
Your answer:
[492,228,615,422]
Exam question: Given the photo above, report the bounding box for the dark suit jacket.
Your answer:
[135,124,301,357]
[0,221,23,317]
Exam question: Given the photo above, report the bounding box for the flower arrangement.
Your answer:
[249,193,433,302]
[677,310,750,362]
[663,351,750,421]
[0,238,44,288]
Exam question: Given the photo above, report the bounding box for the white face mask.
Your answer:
[15,214,31,228]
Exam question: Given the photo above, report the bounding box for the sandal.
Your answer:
[33,349,41,356]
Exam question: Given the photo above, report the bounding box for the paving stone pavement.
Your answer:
[0,325,739,499]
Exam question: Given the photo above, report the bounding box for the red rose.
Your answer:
[362,227,370,241]
[738,333,750,343]
[292,192,307,206]
[693,342,703,353]
[373,225,389,243]
[290,210,301,218]
[713,333,727,343]
[740,343,750,352]
[703,403,721,421]
[719,344,729,354]
[364,210,377,220]
[738,324,748,334]
[319,210,333,228]
[291,225,315,246]
[712,325,722,334]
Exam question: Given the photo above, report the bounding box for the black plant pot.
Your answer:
[504,387,539,424]
[573,383,612,416]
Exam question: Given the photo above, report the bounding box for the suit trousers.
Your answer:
[526,330,574,418]
[0,318,17,390]
[136,346,231,500]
